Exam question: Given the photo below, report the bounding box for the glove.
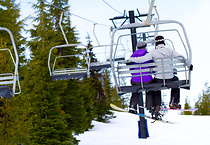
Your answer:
[190,64,193,71]
[184,59,192,69]
[126,59,131,65]
[127,59,131,62]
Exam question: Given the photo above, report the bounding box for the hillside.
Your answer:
[77,110,210,145]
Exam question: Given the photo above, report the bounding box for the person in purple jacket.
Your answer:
[129,41,161,116]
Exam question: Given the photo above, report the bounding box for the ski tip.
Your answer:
[110,103,115,107]
[110,103,118,109]
[110,104,128,112]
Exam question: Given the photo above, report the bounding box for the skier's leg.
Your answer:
[145,91,154,110]
[170,76,181,109]
[129,92,140,110]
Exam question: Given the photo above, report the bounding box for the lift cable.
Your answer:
[41,0,111,27]
[102,0,124,16]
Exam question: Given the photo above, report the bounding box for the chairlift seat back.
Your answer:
[0,85,12,99]
[115,57,190,94]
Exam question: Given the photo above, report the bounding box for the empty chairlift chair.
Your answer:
[0,27,21,99]
[48,12,90,81]
[48,43,89,81]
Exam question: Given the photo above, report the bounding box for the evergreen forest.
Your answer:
[0,0,124,144]
[0,0,209,144]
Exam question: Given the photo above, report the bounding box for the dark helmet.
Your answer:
[137,41,147,49]
[155,35,165,46]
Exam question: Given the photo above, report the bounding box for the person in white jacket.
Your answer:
[127,35,187,109]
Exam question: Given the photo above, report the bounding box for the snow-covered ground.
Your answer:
[77,110,210,145]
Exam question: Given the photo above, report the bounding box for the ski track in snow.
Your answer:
[76,111,210,145]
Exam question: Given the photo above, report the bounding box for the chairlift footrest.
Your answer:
[118,80,189,94]
[51,72,87,81]
[0,85,12,99]
[90,64,111,70]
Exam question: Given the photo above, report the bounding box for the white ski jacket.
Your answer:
[128,44,186,79]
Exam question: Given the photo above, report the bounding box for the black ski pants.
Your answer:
[153,76,180,105]
[129,80,154,109]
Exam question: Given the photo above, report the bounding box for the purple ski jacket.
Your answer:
[130,49,153,83]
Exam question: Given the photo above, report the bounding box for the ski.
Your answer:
[110,104,176,124]
[139,106,198,112]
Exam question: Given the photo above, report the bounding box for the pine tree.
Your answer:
[22,0,74,144]
[0,0,26,63]
[110,87,125,108]
[101,69,118,121]
[194,83,210,115]
[48,0,96,137]
[60,79,95,135]
[183,96,192,115]
[87,38,115,123]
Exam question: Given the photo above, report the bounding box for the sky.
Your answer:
[77,110,210,145]
[16,0,210,107]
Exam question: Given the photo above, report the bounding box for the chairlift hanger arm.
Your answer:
[59,11,69,44]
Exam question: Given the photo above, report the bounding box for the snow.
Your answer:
[76,111,210,145]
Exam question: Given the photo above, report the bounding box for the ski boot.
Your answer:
[169,103,181,109]
[150,106,163,123]
[129,104,137,114]
[169,98,181,109]
[150,106,156,119]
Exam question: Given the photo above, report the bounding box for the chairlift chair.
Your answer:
[110,20,192,95]
[0,27,21,99]
[48,43,89,81]
[48,11,90,81]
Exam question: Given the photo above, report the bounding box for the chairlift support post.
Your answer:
[128,10,148,139]
[137,32,149,139]
[129,10,137,52]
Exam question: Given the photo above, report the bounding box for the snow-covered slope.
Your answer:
[77,111,210,145]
